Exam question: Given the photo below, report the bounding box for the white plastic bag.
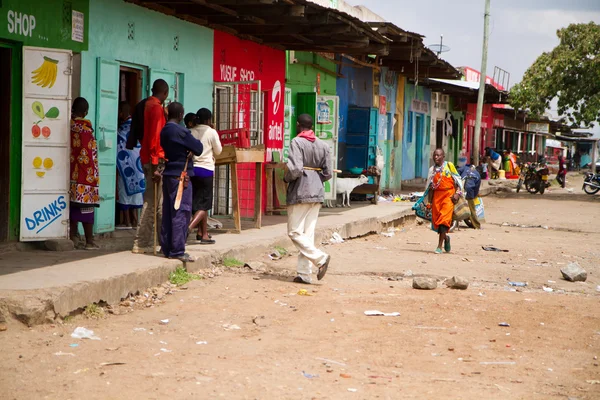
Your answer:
[71,327,101,340]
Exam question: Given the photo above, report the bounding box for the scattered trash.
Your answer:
[222,324,241,331]
[159,348,172,353]
[543,286,554,293]
[73,368,89,374]
[560,262,587,282]
[498,322,510,327]
[482,246,509,252]
[69,343,79,348]
[527,258,537,262]
[71,327,101,341]
[596,285,600,292]
[54,352,76,357]
[403,270,414,277]
[196,341,208,345]
[480,361,516,365]
[99,362,126,367]
[381,227,395,237]
[347,388,358,392]
[507,281,527,287]
[297,289,312,296]
[587,380,600,385]
[330,232,344,244]
[159,319,170,325]
[268,250,282,260]
[133,327,146,332]
[159,341,168,345]
[302,371,319,379]
[548,280,556,283]
[340,373,352,378]
[478,292,485,297]
[461,257,472,262]
[364,310,401,317]
[105,347,120,351]
[316,357,346,366]
[501,222,549,230]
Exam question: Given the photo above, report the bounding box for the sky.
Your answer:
[346,0,600,133]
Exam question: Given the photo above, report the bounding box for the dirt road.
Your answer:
[1,186,599,399]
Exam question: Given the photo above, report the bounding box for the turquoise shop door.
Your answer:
[94,58,120,234]
[149,69,178,104]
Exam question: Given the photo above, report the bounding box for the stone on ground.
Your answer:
[446,276,469,290]
[560,262,587,282]
[44,239,75,252]
[412,277,437,290]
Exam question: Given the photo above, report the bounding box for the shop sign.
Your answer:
[411,99,429,114]
[1,0,89,51]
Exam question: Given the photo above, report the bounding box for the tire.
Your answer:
[583,184,600,195]
[527,179,539,194]
[516,178,523,193]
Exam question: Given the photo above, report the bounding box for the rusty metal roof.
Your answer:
[125,0,391,55]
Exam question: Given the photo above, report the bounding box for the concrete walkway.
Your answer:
[0,202,415,325]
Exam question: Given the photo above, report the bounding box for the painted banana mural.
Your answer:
[31,56,59,88]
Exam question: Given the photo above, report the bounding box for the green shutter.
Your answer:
[94,58,120,234]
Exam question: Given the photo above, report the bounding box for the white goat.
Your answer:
[327,175,369,208]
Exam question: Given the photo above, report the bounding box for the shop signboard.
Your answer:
[20,47,72,241]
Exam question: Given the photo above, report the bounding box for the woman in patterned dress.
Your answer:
[69,97,100,250]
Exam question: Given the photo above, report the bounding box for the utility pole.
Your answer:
[473,0,490,165]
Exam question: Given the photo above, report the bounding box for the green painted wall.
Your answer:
[0,0,89,51]
[286,51,337,138]
[81,0,214,122]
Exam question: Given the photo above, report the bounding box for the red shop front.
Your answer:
[213,31,285,217]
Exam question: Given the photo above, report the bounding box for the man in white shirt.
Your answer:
[189,108,222,244]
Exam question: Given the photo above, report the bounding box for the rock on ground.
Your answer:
[560,262,587,282]
[412,277,437,290]
[446,276,469,290]
[44,239,75,252]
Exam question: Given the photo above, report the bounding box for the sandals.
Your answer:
[444,236,451,253]
[317,255,331,281]
[84,243,100,250]
[170,253,196,262]
[195,235,215,244]
[434,248,443,254]
[293,276,311,285]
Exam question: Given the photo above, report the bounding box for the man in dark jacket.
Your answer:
[284,114,332,284]
[159,102,203,262]
[459,165,482,229]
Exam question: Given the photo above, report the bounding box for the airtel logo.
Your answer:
[272,80,281,115]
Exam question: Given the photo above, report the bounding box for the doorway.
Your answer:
[114,66,144,228]
[435,119,444,150]
[415,114,424,178]
[0,47,12,242]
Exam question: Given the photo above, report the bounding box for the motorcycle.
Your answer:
[583,172,600,195]
[516,162,534,193]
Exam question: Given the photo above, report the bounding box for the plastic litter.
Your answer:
[54,351,76,357]
[69,343,79,348]
[159,319,169,325]
[71,327,101,341]
[482,246,509,252]
[159,348,172,353]
[498,322,510,327]
[133,327,146,332]
[364,310,401,317]
[330,232,344,244]
[507,281,527,287]
[543,286,554,292]
[302,371,319,379]
[381,228,395,237]
[222,324,241,331]
[348,388,358,392]
[316,357,346,366]
[297,289,312,296]
[268,250,282,260]
[196,341,208,345]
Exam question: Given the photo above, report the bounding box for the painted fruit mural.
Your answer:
[32,156,54,178]
[31,56,59,88]
[31,101,59,139]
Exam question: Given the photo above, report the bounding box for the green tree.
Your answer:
[510,22,600,127]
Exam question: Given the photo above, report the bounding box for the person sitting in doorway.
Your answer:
[116,101,144,230]
[69,97,100,250]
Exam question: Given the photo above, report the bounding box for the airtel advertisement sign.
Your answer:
[213,31,285,162]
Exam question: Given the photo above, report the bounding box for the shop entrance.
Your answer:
[114,66,144,229]
[0,47,11,242]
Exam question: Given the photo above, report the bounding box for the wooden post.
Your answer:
[230,162,241,233]
[266,164,274,215]
[254,162,262,229]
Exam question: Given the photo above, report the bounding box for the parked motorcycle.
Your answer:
[583,172,600,195]
[517,161,550,194]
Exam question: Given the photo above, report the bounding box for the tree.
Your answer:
[510,22,600,127]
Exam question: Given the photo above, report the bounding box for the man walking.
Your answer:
[132,79,169,254]
[285,114,332,284]
[160,102,203,262]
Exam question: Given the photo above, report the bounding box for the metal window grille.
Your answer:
[212,81,262,219]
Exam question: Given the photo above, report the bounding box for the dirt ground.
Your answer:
[1,179,600,400]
